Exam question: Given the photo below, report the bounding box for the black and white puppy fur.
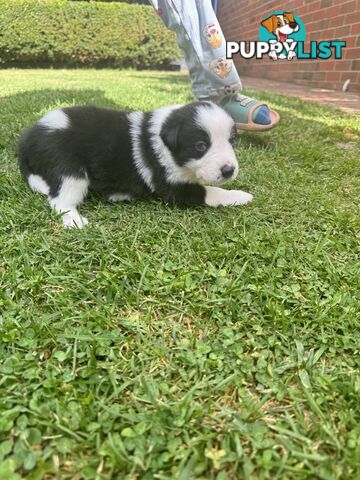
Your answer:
[17,101,253,228]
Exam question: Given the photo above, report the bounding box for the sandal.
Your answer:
[219,93,280,131]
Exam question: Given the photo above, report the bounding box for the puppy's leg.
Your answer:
[28,174,50,195]
[161,184,252,208]
[205,186,253,207]
[49,176,89,228]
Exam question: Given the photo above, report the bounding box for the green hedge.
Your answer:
[0,0,180,67]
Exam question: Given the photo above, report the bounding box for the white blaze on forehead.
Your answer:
[149,104,195,184]
[277,15,285,26]
[195,103,234,142]
[38,109,70,130]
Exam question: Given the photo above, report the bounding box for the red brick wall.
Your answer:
[218,0,360,92]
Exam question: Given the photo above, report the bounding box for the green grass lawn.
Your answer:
[0,69,359,480]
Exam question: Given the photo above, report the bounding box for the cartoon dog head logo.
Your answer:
[203,23,223,49]
[260,11,305,61]
[261,13,299,43]
[210,57,232,78]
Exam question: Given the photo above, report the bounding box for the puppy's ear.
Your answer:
[284,12,295,23]
[261,15,277,33]
[160,123,179,151]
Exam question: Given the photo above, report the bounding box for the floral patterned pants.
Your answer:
[149,0,242,99]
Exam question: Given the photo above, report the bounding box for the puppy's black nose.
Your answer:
[221,165,235,179]
[289,22,297,29]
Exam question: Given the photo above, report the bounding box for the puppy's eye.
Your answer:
[195,141,208,153]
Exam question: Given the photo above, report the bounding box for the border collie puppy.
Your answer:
[17,101,253,228]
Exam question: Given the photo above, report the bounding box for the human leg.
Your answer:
[149,0,279,130]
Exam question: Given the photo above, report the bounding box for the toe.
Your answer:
[253,105,271,125]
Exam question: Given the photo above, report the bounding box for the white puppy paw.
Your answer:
[205,186,253,207]
[225,190,253,205]
[62,211,88,229]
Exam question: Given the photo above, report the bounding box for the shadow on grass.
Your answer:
[1,87,121,117]
[0,88,124,151]
[125,73,189,84]
[238,132,275,149]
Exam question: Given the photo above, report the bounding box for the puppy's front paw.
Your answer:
[205,186,253,207]
[226,190,253,206]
